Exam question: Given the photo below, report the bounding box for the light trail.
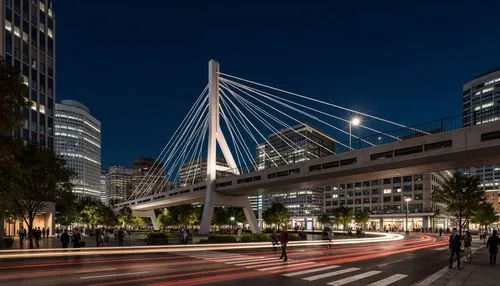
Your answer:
[0,232,403,259]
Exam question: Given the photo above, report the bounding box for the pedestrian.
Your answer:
[279,227,289,262]
[72,229,82,248]
[95,228,101,247]
[35,227,42,248]
[104,229,110,246]
[327,229,333,248]
[18,226,26,246]
[42,227,46,238]
[60,229,70,248]
[46,227,50,237]
[448,227,461,269]
[56,227,60,239]
[487,230,500,265]
[463,230,472,262]
[271,230,279,251]
[118,228,124,246]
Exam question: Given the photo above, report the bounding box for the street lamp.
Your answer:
[404,197,412,233]
[349,117,361,150]
[230,216,235,227]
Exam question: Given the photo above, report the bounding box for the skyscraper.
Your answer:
[462,68,500,213]
[254,123,336,229]
[106,165,134,205]
[55,100,101,199]
[1,0,56,148]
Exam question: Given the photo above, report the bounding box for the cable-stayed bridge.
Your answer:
[115,60,500,234]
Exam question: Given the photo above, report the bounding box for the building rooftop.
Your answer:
[59,100,90,113]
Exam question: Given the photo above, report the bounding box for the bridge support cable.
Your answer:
[178,116,209,186]
[218,72,430,136]
[220,89,283,167]
[219,104,250,173]
[137,109,208,199]
[220,96,258,172]
[135,95,209,198]
[222,78,369,149]
[187,119,209,186]
[129,85,208,200]
[221,80,334,158]
[220,82,306,156]
[220,78,352,151]
[220,82,317,165]
[223,78,401,143]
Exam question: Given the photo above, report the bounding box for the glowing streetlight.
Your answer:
[404,197,412,234]
[349,117,361,150]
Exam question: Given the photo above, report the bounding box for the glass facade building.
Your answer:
[55,100,101,199]
[1,0,55,148]
[462,68,500,213]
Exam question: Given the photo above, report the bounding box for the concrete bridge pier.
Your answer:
[132,209,160,230]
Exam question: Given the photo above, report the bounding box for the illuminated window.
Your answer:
[40,2,45,12]
[22,32,28,42]
[31,102,37,111]
[48,28,53,38]
[383,188,391,194]
[48,8,53,17]
[14,26,20,37]
[5,20,12,32]
[39,105,45,114]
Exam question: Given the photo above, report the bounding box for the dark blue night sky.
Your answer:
[53,0,500,168]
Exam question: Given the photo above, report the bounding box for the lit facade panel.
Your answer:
[462,68,500,213]
[55,100,101,199]
[1,0,56,149]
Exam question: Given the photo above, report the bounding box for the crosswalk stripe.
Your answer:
[303,267,360,281]
[234,258,284,266]
[367,274,408,286]
[326,270,382,286]
[224,257,272,264]
[283,265,341,277]
[206,255,251,260]
[433,247,448,251]
[256,262,316,271]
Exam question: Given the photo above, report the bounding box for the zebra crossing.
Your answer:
[176,250,409,285]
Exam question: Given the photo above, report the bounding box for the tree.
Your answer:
[0,57,31,133]
[318,213,332,228]
[157,208,174,227]
[354,210,370,230]
[332,207,353,232]
[55,191,78,227]
[212,207,229,226]
[77,198,117,228]
[262,203,290,227]
[177,204,201,227]
[1,144,73,248]
[0,57,31,243]
[432,171,485,236]
[117,206,134,226]
[471,202,497,231]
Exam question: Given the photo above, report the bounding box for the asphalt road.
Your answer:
[0,234,460,286]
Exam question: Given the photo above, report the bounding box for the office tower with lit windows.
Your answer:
[1,0,56,148]
[55,100,101,199]
[462,68,500,213]
[254,123,336,229]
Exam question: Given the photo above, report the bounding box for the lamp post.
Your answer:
[404,197,412,233]
[349,117,361,150]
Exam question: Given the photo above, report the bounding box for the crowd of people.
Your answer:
[448,227,500,268]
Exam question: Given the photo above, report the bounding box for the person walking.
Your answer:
[95,228,101,247]
[118,228,124,246]
[60,229,70,248]
[72,229,82,248]
[46,227,50,237]
[42,228,46,239]
[279,227,289,262]
[104,229,110,246]
[34,227,42,248]
[18,226,26,247]
[463,230,472,262]
[271,231,279,251]
[448,227,462,269]
[327,229,333,248]
[487,230,500,265]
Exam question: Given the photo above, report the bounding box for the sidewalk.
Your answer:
[4,235,151,249]
[429,241,500,286]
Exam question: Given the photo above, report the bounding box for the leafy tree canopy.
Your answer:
[263,203,290,227]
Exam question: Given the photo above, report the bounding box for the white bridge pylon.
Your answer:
[200,60,260,235]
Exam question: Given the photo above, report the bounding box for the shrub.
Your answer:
[199,235,237,243]
[146,232,169,239]
[240,233,270,242]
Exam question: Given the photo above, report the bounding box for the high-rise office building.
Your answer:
[254,123,336,229]
[106,165,134,205]
[1,0,56,148]
[100,169,108,205]
[462,68,500,213]
[55,100,101,199]
[131,157,169,198]
[323,172,452,231]
[1,0,56,236]
[178,157,232,187]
